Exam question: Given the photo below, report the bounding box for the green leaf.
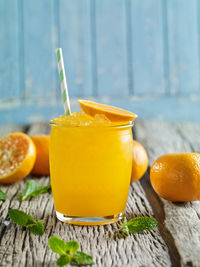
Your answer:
[18,180,51,201]
[49,236,94,266]
[0,189,7,201]
[29,220,44,235]
[119,217,129,236]
[71,251,94,265]
[8,209,45,236]
[66,240,79,255]
[49,236,68,255]
[56,255,71,266]
[114,217,129,238]
[127,216,158,233]
[123,217,130,236]
[8,209,36,227]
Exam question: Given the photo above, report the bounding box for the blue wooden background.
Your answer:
[0,0,200,124]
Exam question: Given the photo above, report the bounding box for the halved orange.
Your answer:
[0,132,36,184]
[78,100,137,122]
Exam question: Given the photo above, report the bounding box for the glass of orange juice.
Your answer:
[50,112,133,225]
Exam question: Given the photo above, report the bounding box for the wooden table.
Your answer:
[0,120,199,267]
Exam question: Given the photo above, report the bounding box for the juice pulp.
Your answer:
[50,112,133,219]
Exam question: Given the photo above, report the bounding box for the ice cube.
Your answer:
[93,114,110,124]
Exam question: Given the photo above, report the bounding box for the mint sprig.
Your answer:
[8,209,44,235]
[0,189,8,201]
[49,236,94,266]
[127,216,158,233]
[18,179,51,200]
[116,216,158,238]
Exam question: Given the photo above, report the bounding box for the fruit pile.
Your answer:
[0,133,50,184]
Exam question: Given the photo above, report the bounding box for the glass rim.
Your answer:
[49,120,134,128]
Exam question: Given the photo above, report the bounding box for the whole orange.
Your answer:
[0,132,36,184]
[131,140,148,183]
[31,135,50,176]
[150,153,200,202]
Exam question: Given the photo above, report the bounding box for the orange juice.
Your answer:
[50,112,133,225]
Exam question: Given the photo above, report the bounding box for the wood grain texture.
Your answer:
[59,0,93,97]
[0,0,20,100]
[0,181,171,267]
[1,1,200,123]
[167,0,200,96]
[130,0,165,96]
[95,0,129,97]
[27,123,50,135]
[135,120,200,266]
[0,123,172,267]
[1,96,200,125]
[23,0,57,100]
[0,125,26,138]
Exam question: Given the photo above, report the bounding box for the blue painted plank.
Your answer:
[0,1,20,100]
[0,97,199,124]
[95,0,129,97]
[23,0,57,99]
[59,0,93,97]
[130,0,165,96]
[109,97,200,122]
[167,0,200,95]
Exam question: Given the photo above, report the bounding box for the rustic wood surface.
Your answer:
[135,121,200,267]
[0,121,199,267]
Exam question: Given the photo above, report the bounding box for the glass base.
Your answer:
[56,211,123,225]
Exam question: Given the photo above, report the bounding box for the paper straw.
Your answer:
[56,48,71,115]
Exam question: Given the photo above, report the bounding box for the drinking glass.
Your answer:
[50,121,133,225]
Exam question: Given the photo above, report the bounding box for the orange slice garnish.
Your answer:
[0,132,36,184]
[78,100,137,122]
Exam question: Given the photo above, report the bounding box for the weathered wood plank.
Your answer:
[59,0,93,97]
[1,96,200,125]
[23,0,57,100]
[167,0,200,95]
[130,0,165,96]
[27,123,50,135]
[176,122,200,152]
[0,181,171,267]
[135,120,200,266]
[95,0,129,97]
[0,0,20,100]
[0,123,171,267]
[0,125,26,138]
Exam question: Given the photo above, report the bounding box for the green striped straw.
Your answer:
[56,48,71,115]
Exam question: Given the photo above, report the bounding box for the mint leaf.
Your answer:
[49,236,68,255]
[8,209,36,227]
[127,216,158,233]
[49,236,94,266]
[122,217,130,236]
[29,220,44,235]
[118,217,129,236]
[115,216,158,238]
[66,240,79,254]
[18,180,51,200]
[71,251,94,265]
[8,209,44,235]
[0,189,7,201]
[56,255,71,266]
[114,217,129,239]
